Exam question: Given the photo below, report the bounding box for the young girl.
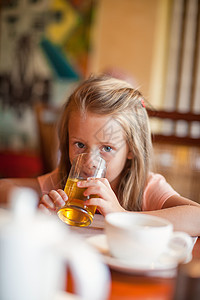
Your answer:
[1,75,200,236]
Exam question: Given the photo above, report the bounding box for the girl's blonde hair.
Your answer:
[58,74,152,211]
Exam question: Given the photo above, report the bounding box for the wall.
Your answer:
[88,0,171,105]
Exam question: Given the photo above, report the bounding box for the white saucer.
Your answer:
[86,234,197,277]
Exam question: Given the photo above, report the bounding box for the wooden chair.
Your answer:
[147,109,200,203]
[147,109,200,146]
[34,103,60,174]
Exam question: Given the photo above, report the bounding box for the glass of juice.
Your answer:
[57,153,106,227]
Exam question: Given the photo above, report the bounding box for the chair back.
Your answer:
[147,109,200,203]
[35,103,60,174]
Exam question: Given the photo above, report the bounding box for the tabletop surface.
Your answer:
[67,214,200,300]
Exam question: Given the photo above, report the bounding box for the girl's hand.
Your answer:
[77,178,126,216]
[38,189,67,215]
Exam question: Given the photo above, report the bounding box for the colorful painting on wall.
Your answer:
[0,0,96,151]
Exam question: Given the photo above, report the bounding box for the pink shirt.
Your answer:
[37,169,179,211]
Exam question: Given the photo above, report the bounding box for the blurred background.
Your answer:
[0,0,199,202]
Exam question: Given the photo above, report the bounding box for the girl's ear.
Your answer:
[127,150,133,160]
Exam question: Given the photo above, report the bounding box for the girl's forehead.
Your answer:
[68,110,126,143]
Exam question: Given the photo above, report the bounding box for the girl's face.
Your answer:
[68,110,132,192]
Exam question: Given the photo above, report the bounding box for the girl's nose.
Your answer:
[82,152,106,178]
[84,152,99,170]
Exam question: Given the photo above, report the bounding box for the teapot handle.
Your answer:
[62,235,110,300]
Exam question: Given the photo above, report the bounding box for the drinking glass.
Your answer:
[57,153,106,227]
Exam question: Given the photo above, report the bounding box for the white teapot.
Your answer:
[0,188,110,300]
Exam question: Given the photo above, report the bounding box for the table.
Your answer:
[67,214,200,300]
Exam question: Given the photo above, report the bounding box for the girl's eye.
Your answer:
[102,145,112,153]
[75,142,85,149]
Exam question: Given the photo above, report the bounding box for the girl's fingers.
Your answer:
[80,178,123,216]
[38,203,52,215]
[48,190,66,207]
[78,178,110,189]
[85,197,102,207]
[83,185,108,200]
[85,196,125,216]
[40,194,55,210]
[84,197,112,216]
[39,189,67,213]
[89,177,111,187]
[98,178,112,188]
[80,179,113,200]
[57,189,68,202]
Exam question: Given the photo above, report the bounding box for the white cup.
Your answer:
[105,212,193,267]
